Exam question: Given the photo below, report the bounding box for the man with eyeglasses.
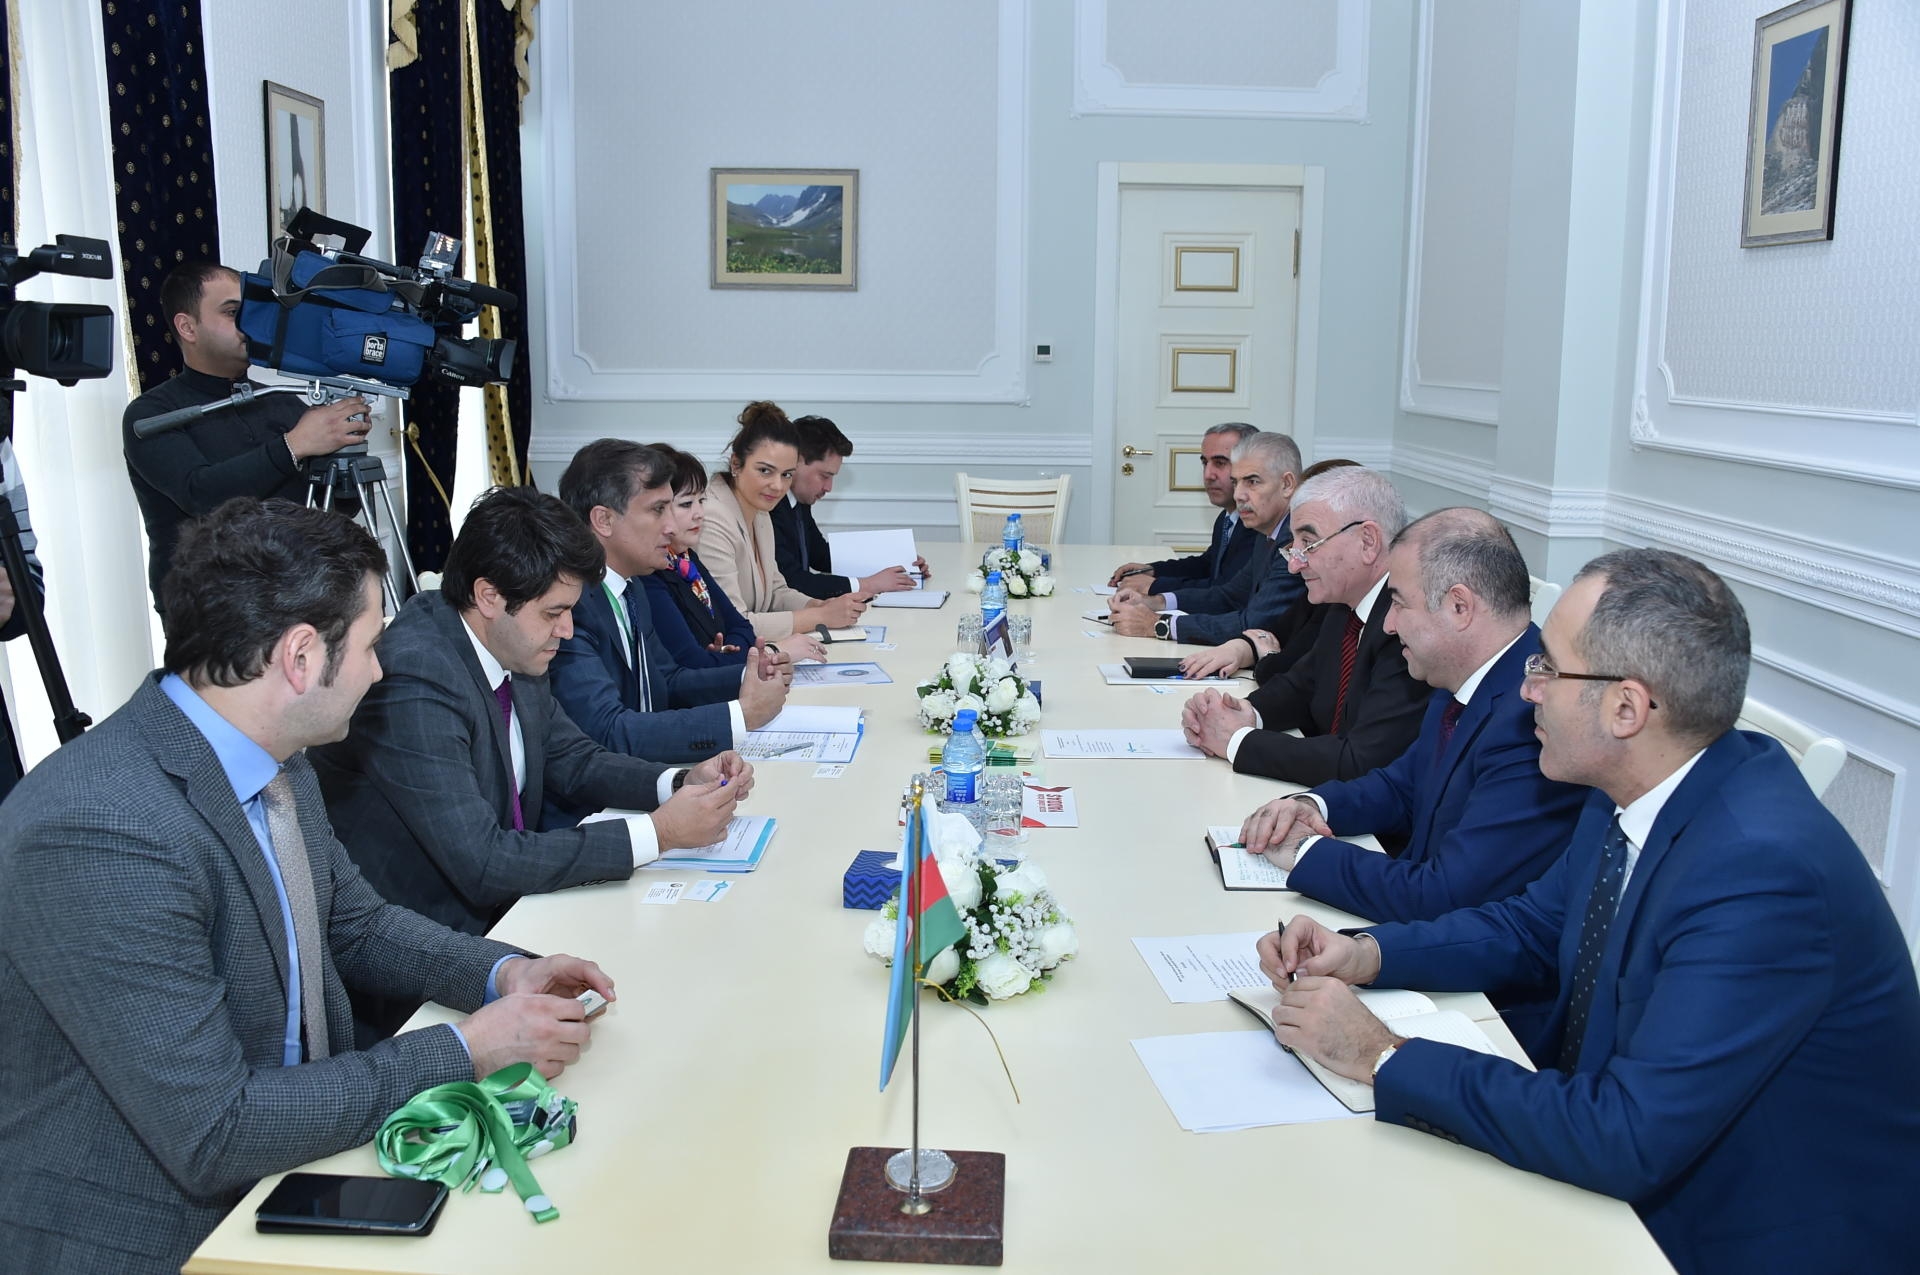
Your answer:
[1107,431,1307,647]
[1254,548,1920,1275]
[1182,465,1428,786]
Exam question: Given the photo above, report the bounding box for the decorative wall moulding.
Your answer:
[529,428,1094,471]
[1632,0,1916,488]
[1172,245,1241,293]
[1071,0,1370,121]
[538,0,1031,404]
[1398,0,1504,428]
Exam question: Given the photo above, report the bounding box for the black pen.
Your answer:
[1280,916,1297,984]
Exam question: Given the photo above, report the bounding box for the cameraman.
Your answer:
[123,262,369,620]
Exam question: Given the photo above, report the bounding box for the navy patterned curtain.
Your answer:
[389,0,464,572]
[99,0,220,393]
[2,0,14,243]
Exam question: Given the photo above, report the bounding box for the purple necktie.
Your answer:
[1435,698,1464,758]
[493,676,525,832]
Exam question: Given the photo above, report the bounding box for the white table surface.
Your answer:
[187,544,1671,1275]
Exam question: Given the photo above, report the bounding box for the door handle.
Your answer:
[1122,444,1154,458]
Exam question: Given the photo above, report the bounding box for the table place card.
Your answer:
[685,880,731,903]
[814,763,849,779]
[642,882,686,905]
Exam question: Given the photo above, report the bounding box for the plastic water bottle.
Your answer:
[943,709,987,804]
[1002,513,1024,555]
[981,570,1008,637]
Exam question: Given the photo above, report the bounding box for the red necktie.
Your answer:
[493,676,525,832]
[1436,697,1464,758]
[1330,611,1363,732]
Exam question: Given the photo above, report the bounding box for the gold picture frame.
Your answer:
[263,81,325,245]
[711,167,858,290]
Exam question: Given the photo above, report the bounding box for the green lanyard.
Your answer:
[603,580,633,651]
[376,1063,579,1223]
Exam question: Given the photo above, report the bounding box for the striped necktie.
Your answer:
[1330,611,1363,732]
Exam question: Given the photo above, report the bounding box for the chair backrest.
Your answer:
[1736,695,1848,799]
[954,473,1072,544]
[1528,576,1562,628]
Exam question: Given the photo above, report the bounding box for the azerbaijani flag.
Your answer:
[879,794,968,1090]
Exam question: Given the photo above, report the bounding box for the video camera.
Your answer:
[239,208,517,399]
[0,235,115,388]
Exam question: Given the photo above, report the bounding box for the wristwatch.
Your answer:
[1371,1044,1399,1081]
[1153,616,1172,640]
[671,769,690,793]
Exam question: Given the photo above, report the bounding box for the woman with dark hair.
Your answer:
[698,400,868,641]
[644,445,829,667]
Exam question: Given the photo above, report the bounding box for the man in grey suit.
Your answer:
[548,440,791,798]
[312,486,750,1044]
[0,500,615,1274]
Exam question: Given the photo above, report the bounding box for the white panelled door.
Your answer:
[1111,185,1300,552]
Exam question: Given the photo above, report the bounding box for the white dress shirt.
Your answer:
[604,568,747,745]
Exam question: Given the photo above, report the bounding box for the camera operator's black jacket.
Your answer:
[122,368,309,617]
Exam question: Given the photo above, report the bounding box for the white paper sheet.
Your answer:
[1132,932,1270,1003]
[1041,729,1205,759]
[1020,784,1079,828]
[826,528,919,580]
[1131,1031,1361,1132]
[791,662,893,686]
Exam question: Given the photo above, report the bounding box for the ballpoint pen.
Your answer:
[758,741,812,758]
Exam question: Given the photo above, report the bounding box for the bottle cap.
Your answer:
[952,709,978,731]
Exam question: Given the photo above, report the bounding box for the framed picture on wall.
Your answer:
[264,81,326,246]
[710,168,858,290]
[1741,0,1851,247]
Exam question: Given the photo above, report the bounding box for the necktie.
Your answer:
[1435,698,1465,758]
[1557,817,1632,1072]
[494,677,525,832]
[795,505,812,575]
[624,577,655,712]
[1330,611,1364,732]
[259,771,330,1061]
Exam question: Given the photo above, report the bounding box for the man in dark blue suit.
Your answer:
[1106,421,1258,593]
[552,441,790,794]
[1109,431,1306,647]
[1235,508,1587,923]
[1258,549,1920,1275]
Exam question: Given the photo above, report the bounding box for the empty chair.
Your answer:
[954,473,1071,544]
[1737,695,1848,799]
[1529,575,1562,627]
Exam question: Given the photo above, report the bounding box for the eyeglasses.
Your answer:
[1284,520,1365,563]
[1522,653,1658,709]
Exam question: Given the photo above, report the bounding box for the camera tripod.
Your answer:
[303,443,419,611]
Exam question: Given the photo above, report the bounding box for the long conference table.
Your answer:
[188,543,1672,1274]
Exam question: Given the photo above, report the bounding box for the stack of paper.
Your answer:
[643,816,777,873]
[745,706,865,762]
[1131,1031,1360,1132]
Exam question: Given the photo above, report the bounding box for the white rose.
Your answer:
[1033,922,1078,970]
[864,914,898,963]
[945,652,977,688]
[1017,549,1041,574]
[1005,573,1029,598]
[985,676,1019,715]
[924,945,961,988]
[995,861,1048,905]
[1032,575,1056,597]
[975,951,1034,1000]
[921,689,957,721]
[982,655,1013,681]
[1012,692,1041,721]
[953,693,985,716]
[937,853,984,911]
[983,548,1011,571]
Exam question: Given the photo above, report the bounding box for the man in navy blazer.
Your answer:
[1107,421,1258,593]
[551,442,789,801]
[1236,508,1588,922]
[1110,431,1307,648]
[1258,549,1920,1275]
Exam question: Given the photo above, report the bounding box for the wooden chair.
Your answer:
[1528,576,1562,628]
[1737,695,1848,799]
[953,473,1071,544]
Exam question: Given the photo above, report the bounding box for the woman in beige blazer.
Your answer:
[700,401,869,641]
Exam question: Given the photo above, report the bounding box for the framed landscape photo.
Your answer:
[711,168,858,290]
[1741,0,1851,247]
[264,81,325,245]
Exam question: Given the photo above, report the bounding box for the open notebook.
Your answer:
[1226,985,1527,1112]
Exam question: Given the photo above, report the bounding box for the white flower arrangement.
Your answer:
[862,852,1077,1004]
[965,547,1055,599]
[915,651,1040,737]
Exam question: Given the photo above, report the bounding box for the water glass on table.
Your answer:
[983,773,1027,849]
[957,612,984,653]
[1009,614,1034,662]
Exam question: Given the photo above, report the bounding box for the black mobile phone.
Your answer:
[255,1172,448,1236]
